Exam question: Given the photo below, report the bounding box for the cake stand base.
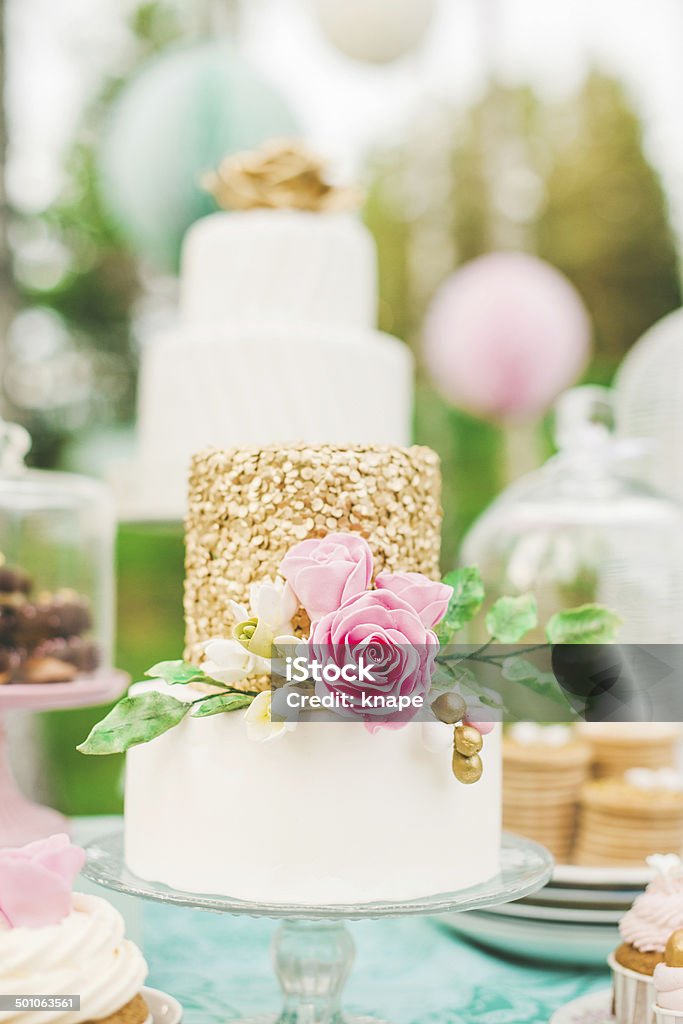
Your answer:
[231,920,381,1024]
[0,670,128,846]
[84,830,553,1024]
[0,718,69,845]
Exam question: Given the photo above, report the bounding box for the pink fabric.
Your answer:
[655,964,683,1011]
[0,834,85,929]
[279,533,373,621]
[375,572,452,629]
[423,252,591,422]
[309,588,438,728]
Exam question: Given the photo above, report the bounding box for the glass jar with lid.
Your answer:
[0,420,115,684]
[461,387,683,643]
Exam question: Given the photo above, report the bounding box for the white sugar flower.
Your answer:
[230,578,299,660]
[421,721,453,754]
[202,637,270,685]
[244,690,297,742]
[249,578,298,634]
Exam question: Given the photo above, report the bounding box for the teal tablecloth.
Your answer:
[77,819,609,1024]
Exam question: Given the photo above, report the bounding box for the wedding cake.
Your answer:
[119,443,502,905]
[90,144,501,905]
[122,142,413,520]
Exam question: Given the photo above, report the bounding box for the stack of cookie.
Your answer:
[577,723,681,778]
[503,724,592,863]
[574,770,683,867]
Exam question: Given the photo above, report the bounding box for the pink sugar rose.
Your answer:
[0,834,85,929]
[375,572,453,628]
[279,532,373,621]
[309,588,438,727]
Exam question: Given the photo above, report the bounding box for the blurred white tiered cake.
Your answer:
[120,142,413,519]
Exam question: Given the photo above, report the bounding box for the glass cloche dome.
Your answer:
[0,420,115,684]
[461,387,683,643]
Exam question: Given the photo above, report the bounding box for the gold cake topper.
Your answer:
[202,139,361,213]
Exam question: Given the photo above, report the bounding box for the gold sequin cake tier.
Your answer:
[184,444,443,664]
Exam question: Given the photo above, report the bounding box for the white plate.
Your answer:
[525,885,640,910]
[144,987,183,1024]
[549,989,613,1023]
[485,901,623,924]
[440,911,618,966]
[553,863,653,889]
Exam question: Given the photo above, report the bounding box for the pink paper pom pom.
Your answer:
[423,252,591,422]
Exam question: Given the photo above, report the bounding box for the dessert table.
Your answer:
[75,818,609,1024]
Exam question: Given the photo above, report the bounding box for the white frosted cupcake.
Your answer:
[610,856,683,1024]
[654,930,683,1024]
[0,834,149,1024]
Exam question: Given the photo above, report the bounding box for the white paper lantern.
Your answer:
[310,0,436,64]
[615,307,683,503]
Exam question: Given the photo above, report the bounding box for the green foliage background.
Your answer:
[365,72,681,563]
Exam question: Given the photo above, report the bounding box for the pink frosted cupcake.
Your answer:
[654,930,683,1024]
[609,856,683,1024]
[0,835,149,1024]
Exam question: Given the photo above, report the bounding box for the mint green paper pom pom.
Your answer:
[98,40,298,271]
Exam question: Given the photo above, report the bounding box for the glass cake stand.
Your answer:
[84,830,553,1024]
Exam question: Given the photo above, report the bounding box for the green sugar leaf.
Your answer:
[431,659,478,694]
[191,693,253,717]
[546,604,622,645]
[145,660,209,686]
[436,567,485,642]
[77,691,191,755]
[485,594,538,643]
[502,656,572,709]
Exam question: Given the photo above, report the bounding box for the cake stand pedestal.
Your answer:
[84,830,553,1024]
[0,670,128,845]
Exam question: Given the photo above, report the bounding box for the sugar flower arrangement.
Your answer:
[79,532,620,785]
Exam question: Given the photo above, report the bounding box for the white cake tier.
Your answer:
[181,211,377,330]
[124,682,502,904]
[125,325,413,520]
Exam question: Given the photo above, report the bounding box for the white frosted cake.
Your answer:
[120,143,413,519]
[120,443,503,905]
[125,690,501,903]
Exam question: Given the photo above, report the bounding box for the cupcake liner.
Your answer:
[654,1006,683,1024]
[609,953,655,1024]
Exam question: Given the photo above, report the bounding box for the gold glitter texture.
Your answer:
[184,444,442,665]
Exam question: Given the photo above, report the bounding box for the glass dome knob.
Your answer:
[0,419,31,474]
[553,385,615,451]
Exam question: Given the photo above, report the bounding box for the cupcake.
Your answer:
[0,834,149,1023]
[609,855,683,1024]
[654,930,683,1024]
